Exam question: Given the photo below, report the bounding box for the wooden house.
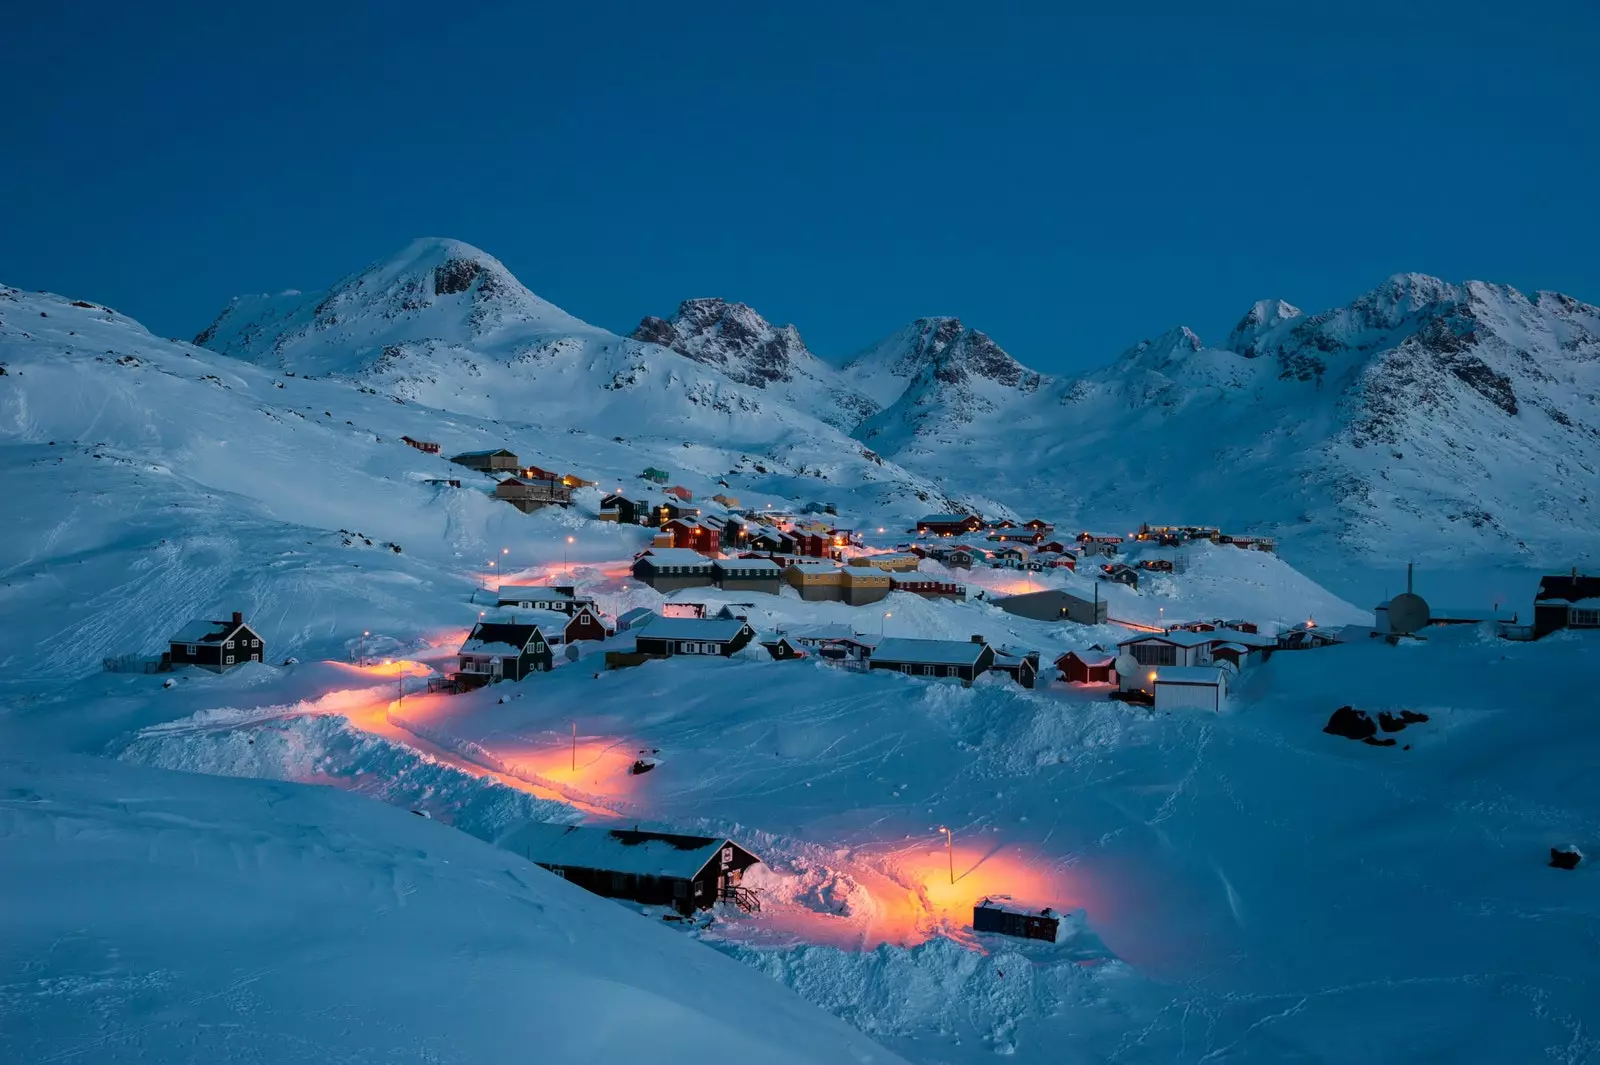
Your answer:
[1023,519,1055,533]
[1532,571,1600,637]
[868,635,995,684]
[853,553,920,573]
[995,545,1029,563]
[917,514,984,537]
[601,493,654,526]
[523,464,561,481]
[640,467,670,484]
[664,485,694,502]
[785,625,879,665]
[1056,648,1116,685]
[1038,540,1068,554]
[560,472,597,489]
[167,612,264,673]
[996,589,1108,625]
[1101,563,1140,589]
[400,436,440,454]
[711,557,782,594]
[760,634,807,660]
[989,529,1045,545]
[889,575,966,600]
[947,547,977,569]
[497,821,760,915]
[990,647,1040,689]
[1117,630,1216,672]
[1276,622,1341,650]
[1080,540,1119,558]
[792,531,835,559]
[653,500,701,525]
[1138,558,1175,572]
[784,561,845,602]
[988,519,1018,530]
[494,476,573,512]
[451,448,519,472]
[662,518,721,555]
[496,586,596,615]
[711,493,741,508]
[633,617,757,658]
[561,605,610,643]
[631,549,714,591]
[840,566,891,606]
[455,621,553,687]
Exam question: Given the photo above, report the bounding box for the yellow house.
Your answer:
[711,493,741,508]
[856,553,920,573]
[785,561,844,602]
[840,566,891,606]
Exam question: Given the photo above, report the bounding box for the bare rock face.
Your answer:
[1549,847,1582,870]
[1324,705,1377,741]
[433,258,481,296]
[630,298,808,387]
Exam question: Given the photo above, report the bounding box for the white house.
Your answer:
[1153,665,1230,711]
[1117,630,1217,672]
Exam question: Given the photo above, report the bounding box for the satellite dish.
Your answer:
[1386,592,1430,635]
[564,643,582,662]
[1114,653,1139,680]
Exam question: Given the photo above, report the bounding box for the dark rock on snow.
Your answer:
[1549,847,1582,871]
[1324,706,1377,741]
[1378,709,1430,732]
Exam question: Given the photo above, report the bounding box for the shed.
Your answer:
[451,448,519,472]
[497,821,760,915]
[615,607,657,632]
[973,896,1062,942]
[1056,648,1116,685]
[1153,665,1229,711]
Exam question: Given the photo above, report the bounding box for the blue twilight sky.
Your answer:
[2,1,1596,373]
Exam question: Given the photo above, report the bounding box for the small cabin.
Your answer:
[615,607,658,632]
[640,467,670,484]
[400,436,440,454]
[973,896,1062,942]
[868,636,995,684]
[168,611,264,673]
[990,647,1040,689]
[1153,665,1230,712]
[497,821,761,915]
[496,585,595,616]
[1057,648,1116,685]
[451,448,519,472]
[1532,571,1600,637]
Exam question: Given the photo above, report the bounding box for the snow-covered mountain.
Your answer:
[841,318,1045,456]
[631,298,878,430]
[191,239,970,518]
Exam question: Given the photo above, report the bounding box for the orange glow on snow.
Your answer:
[334,658,432,678]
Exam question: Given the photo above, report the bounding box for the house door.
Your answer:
[490,657,503,680]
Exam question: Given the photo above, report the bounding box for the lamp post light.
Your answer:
[565,536,575,579]
[881,611,892,636]
[359,630,369,666]
[939,826,953,885]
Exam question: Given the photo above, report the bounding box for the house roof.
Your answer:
[1154,666,1228,685]
[790,623,855,641]
[1534,574,1600,603]
[999,589,1098,609]
[842,566,889,578]
[616,607,657,626]
[496,585,581,603]
[918,514,976,524]
[636,548,714,567]
[1118,630,1217,649]
[1209,629,1277,648]
[1567,597,1600,609]
[1058,650,1115,667]
[871,637,988,667]
[454,449,516,459]
[169,618,247,644]
[498,821,750,881]
[1211,642,1251,654]
[502,609,573,633]
[634,617,752,642]
[788,560,841,572]
[711,557,781,573]
[459,622,542,654]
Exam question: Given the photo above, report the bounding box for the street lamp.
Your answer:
[565,535,574,578]
[881,611,892,636]
[938,826,953,885]
[359,630,369,666]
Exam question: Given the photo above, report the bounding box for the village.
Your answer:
[117,439,1600,945]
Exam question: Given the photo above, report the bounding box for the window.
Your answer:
[674,881,689,898]
[250,639,259,648]
[533,641,544,652]
[185,644,197,655]
[224,655,235,665]
[250,653,259,662]
[921,664,935,676]
[901,664,914,674]
[225,640,234,649]
[1131,643,1177,667]
[1573,609,1599,627]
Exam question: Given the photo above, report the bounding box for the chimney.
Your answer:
[232,611,242,624]
[971,634,986,644]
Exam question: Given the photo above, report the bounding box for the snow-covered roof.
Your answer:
[499,821,749,880]
[1209,628,1277,648]
[459,622,541,655]
[634,618,751,642]
[841,566,888,578]
[790,623,854,641]
[496,585,580,603]
[617,607,657,626]
[1212,642,1251,654]
[636,548,713,567]
[1118,630,1217,649]
[460,639,523,656]
[1568,598,1600,609]
[503,609,571,632]
[871,637,987,666]
[711,557,780,573]
[1059,650,1115,667]
[918,514,974,523]
[169,618,245,644]
[1154,666,1227,685]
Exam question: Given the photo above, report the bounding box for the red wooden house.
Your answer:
[1056,649,1117,684]
[664,485,694,502]
[793,531,833,559]
[663,519,721,555]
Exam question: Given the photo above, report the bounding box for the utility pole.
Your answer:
[939,826,954,884]
[360,630,368,666]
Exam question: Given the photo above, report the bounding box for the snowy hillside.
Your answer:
[858,277,1600,565]
[189,240,970,519]
[631,298,878,430]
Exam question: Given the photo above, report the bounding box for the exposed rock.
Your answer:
[1378,709,1430,732]
[1549,847,1582,870]
[1362,736,1398,747]
[433,258,481,296]
[1324,705,1376,741]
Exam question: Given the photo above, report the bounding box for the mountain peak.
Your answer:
[1227,299,1302,357]
[630,297,812,388]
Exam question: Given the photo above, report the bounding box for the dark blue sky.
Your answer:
[3,2,1596,372]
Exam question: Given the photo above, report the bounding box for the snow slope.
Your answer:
[0,754,906,1065]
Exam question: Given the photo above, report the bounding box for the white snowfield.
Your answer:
[3,247,1599,1064]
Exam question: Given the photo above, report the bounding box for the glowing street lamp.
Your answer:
[938,826,953,885]
[359,629,369,666]
[881,611,892,636]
